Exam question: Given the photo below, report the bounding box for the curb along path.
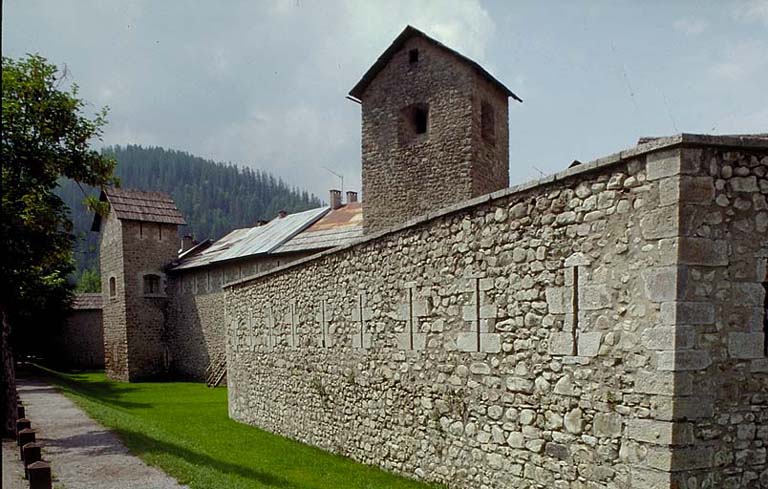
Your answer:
[15,376,188,489]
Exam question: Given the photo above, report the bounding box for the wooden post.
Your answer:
[17,428,35,458]
[15,418,31,436]
[22,442,42,479]
[27,460,52,489]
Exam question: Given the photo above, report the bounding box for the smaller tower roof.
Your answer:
[91,188,186,231]
[349,25,522,102]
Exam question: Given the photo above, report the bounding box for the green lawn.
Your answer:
[34,367,438,489]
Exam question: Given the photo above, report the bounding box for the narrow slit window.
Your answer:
[109,277,116,297]
[763,268,767,356]
[414,107,428,134]
[409,48,419,64]
[481,101,495,142]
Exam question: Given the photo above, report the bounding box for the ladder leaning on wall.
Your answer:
[205,352,227,388]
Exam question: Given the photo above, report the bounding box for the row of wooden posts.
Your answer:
[15,400,52,489]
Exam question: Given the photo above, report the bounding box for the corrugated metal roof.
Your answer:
[171,206,329,270]
[275,202,363,253]
[92,188,186,231]
[71,293,103,310]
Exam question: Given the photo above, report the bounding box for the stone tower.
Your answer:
[92,188,186,381]
[349,25,522,233]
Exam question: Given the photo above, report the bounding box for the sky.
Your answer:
[4,0,767,200]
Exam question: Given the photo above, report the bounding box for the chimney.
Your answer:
[346,191,358,203]
[329,189,342,210]
[254,219,268,227]
[179,234,194,254]
[277,210,288,218]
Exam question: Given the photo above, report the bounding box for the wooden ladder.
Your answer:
[205,354,227,388]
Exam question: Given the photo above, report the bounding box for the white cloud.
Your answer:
[673,17,708,36]
[733,0,768,25]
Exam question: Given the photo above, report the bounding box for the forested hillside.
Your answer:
[58,145,322,288]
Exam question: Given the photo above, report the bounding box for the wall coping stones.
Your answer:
[225,133,768,290]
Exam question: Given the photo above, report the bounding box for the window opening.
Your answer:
[481,101,495,142]
[157,223,162,240]
[414,107,428,134]
[109,277,116,297]
[763,267,767,356]
[143,274,161,295]
[409,49,419,63]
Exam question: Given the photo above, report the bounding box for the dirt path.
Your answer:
[2,438,26,489]
[15,376,188,489]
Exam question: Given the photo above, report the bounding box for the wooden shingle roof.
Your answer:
[92,188,186,231]
[71,293,103,310]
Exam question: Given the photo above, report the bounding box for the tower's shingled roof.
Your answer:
[91,188,186,231]
[348,25,522,102]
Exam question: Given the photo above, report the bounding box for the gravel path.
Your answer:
[15,377,188,489]
[2,438,26,489]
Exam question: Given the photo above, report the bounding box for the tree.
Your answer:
[1,55,117,436]
[75,267,101,293]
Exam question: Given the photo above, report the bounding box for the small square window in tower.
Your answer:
[399,103,429,144]
[408,49,419,63]
[143,274,161,295]
[481,101,495,142]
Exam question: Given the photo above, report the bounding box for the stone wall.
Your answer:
[225,136,767,488]
[167,253,311,380]
[52,309,104,369]
[100,210,129,380]
[360,36,509,234]
[662,146,767,489]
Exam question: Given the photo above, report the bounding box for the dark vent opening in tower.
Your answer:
[481,101,495,142]
[409,49,419,63]
[414,107,428,134]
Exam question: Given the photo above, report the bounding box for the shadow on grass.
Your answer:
[23,365,153,411]
[115,427,298,489]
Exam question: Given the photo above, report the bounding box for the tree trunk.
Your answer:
[1,303,19,438]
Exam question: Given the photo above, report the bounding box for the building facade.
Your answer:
[96,25,767,489]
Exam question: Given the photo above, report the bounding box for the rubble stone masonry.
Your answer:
[225,136,767,489]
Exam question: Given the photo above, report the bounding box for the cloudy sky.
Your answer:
[4,1,767,199]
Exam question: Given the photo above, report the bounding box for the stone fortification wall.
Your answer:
[665,146,767,489]
[53,309,105,369]
[226,139,710,488]
[167,253,310,380]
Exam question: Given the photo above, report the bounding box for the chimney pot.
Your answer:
[329,189,342,210]
[278,210,288,218]
[346,191,358,203]
[179,234,194,254]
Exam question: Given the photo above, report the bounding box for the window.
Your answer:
[481,101,495,142]
[409,48,419,64]
[109,277,116,297]
[143,274,161,295]
[399,103,429,144]
[763,267,767,355]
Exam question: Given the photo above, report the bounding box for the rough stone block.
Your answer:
[413,300,430,317]
[462,305,475,321]
[564,252,591,267]
[480,333,501,353]
[634,371,686,396]
[732,283,765,306]
[646,446,713,471]
[677,238,728,265]
[549,332,575,355]
[629,467,671,488]
[545,287,567,314]
[728,333,765,359]
[641,326,694,351]
[479,304,498,319]
[456,332,478,352]
[731,176,759,192]
[577,332,602,357]
[646,149,681,181]
[660,176,715,206]
[652,396,714,421]
[660,301,714,325]
[642,267,682,302]
[640,207,678,239]
[627,419,693,445]
[593,412,623,437]
[506,377,534,394]
[579,285,612,310]
[657,350,712,371]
